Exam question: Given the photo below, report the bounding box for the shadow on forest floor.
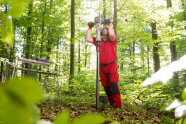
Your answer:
[38,101,176,124]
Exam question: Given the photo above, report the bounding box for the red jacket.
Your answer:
[92,37,117,64]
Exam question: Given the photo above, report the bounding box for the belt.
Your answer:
[100,61,116,67]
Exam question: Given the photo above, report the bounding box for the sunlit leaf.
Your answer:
[8,0,28,18]
[6,78,42,105]
[0,86,30,124]
[0,78,42,124]
[182,88,186,100]
[177,117,186,124]
[71,113,104,124]
[4,32,14,46]
[54,111,70,124]
[31,105,41,124]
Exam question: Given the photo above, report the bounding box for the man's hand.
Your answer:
[104,18,115,41]
[88,22,94,29]
[86,22,94,43]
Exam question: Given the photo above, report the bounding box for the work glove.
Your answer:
[104,18,111,25]
[88,22,94,28]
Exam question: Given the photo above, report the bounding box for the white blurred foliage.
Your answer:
[37,120,53,124]
[166,99,181,111]
[165,88,186,118]
[175,105,186,118]
[141,55,186,87]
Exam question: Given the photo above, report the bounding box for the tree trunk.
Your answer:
[167,0,179,91]
[113,0,117,35]
[47,29,51,60]
[0,62,3,82]
[84,44,87,67]
[50,0,53,10]
[147,45,150,75]
[78,41,80,72]
[39,0,47,81]
[7,19,16,79]
[25,0,33,76]
[103,0,106,27]
[129,44,132,60]
[167,0,177,63]
[55,38,60,72]
[167,0,172,8]
[141,45,145,69]
[151,22,160,72]
[132,40,135,61]
[113,0,117,56]
[46,0,53,69]
[170,41,177,62]
[69,0,75,87]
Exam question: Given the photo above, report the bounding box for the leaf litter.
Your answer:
[38,102,176,123]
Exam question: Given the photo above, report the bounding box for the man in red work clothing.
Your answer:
[86,18,121,108]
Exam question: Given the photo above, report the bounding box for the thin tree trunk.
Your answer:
[103,0,106,27]
[167,0,177,63]
[55,38,60,72]
[46,0,53,69]
[25,0,33,76]
[47,29,51,60]
[166,0,172,8]
[132,40,135,61]
[113,0,117,56]
[170,41,177,62]
[8,19,16,79]
[147,45,150,75]
[129,44,132,60]
[69,0,75,87]
[78,41,80,72]
[39,0,47,81]
[167,0,179,90]
[141,45,145,70]
[84,44,87,67]
[151,22,160,72]
[0,62,3,82]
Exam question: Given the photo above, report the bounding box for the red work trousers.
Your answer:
[100,62,121,108]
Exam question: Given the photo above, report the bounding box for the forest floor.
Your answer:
[38,101,176,124]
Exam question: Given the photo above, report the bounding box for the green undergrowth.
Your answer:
[0,76,177,124]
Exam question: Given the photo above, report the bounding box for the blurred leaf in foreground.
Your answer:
[0,78,42,124]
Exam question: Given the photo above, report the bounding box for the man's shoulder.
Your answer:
[109,36,117,43]
[113,36,117,41]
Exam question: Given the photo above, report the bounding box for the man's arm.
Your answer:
[86,28,93,43]
[108,23,116,41]
[105,18,116,41]
[86,22,94,43]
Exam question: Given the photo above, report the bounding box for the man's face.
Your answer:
[102,29,109,42]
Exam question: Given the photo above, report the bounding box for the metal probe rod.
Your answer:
[94,16,101,109]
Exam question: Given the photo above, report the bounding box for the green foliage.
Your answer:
[0,0,28,45]
[55,111,70,124]
[71,114,104,124]
[178,117,186,124]
[6,78,42,105]
[8,0,28,18]
[0,78,105,124]
[182,88,186,100]
[0,78,42,124]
